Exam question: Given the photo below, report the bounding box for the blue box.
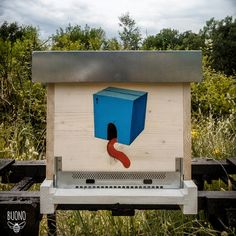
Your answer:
[93,87,147,145]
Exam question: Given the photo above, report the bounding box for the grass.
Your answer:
[192,114,236,159]
[39,210,219,236]
[0,121,45,160]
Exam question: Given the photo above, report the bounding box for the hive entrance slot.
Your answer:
[86,179,95,184]
[143,179,153,184]
[107,123,117,140]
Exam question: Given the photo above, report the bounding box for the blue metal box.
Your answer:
[93,87,147,145]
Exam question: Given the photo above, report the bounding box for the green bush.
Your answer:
[191,66,236,118]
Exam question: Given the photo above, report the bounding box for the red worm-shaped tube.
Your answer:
[107,138,131,168]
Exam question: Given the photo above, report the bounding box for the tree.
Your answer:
[143,28,180,50]
[0,22,46,159]
[158,28,180,50]
[118,13,142,50]
[103,38,121,50]
[0,22,24,102]
[191,66,236,118]
[0,22,43,115]
[52,24,106,50]
[178,31,204,50]
[143,29,204,50]
[142,35,157,50]
[201,16,236,75]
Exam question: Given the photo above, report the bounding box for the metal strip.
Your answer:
[54,156,62,187]
[32,51,202,83]
[54,157,183,189]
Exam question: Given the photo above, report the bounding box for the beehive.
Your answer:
[33,51,202,215]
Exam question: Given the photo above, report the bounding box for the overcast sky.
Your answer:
[0,0,235,39]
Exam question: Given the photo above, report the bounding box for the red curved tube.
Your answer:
[107,138,131,168]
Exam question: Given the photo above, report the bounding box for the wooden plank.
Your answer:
[0,159,15,175]
[192,158,236,176]
[11,177,34,191]
[46,84,55,179]
[227,158,236,170]
[0,191,40,199]
[183,83,191,180]
[198,191,236,211]
[198,190,236,199]
[54,83,184,172]
[1,160,45,183]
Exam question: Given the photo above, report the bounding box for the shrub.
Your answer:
[191,66,236,118]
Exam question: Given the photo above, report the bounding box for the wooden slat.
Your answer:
[1,160,45,183]
[0,191,40,199]
[0,159,15,175]
[227,158,236,170]
[11,177,34,191]
[198,191,236,211]
[46,84,55,179]
[192,158,236,176]
[183,83,191,179]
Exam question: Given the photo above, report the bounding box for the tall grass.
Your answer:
[0,121,45,160]
[192,114,236,159]
[40,210,220,236]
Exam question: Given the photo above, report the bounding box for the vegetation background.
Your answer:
[0,13,235,235]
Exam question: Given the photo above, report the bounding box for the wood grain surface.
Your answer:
[48,83,189,174]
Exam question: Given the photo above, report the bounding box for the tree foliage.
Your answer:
[52,24,106,50]
[0,21,46,159]
[143,28,180,50]
[200,16,236,75]
[103,38,121,50]
[143,16,235,76]
[118,13,142,50]
[178,31,204,50]
[143,28,204,50]
[191,66,236,118]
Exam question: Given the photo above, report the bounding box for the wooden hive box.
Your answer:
[32,51,202,181]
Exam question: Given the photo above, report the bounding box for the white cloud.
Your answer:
[0,0,235,39]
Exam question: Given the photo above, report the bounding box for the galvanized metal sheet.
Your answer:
[32,51,202,83]
[53,157,183,189]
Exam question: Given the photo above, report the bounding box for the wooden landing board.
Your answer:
[45,83,191,179]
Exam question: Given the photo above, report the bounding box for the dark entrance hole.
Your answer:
[107,123,117,140]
